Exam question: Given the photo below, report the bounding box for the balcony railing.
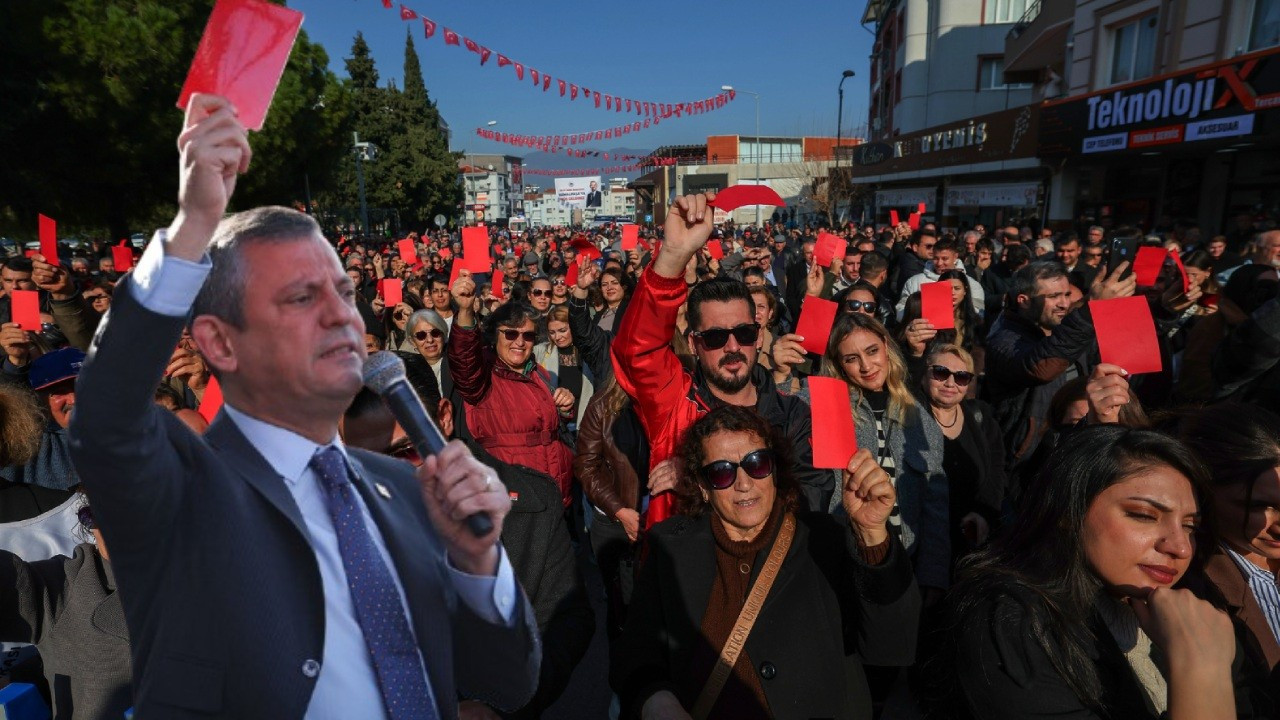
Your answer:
[1007,0,1043,41]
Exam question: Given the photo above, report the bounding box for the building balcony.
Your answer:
[1004,0,1073,85]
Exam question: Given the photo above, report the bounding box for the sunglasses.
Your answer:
[529,289,551,298]
[844,300,879,313]
[690,322,760,350]
[929,365,976,387]
[77,505,96,531]
[393,310,407,320]
[386,438,422,467]
[698,449,776,490]
[500,329,538,343]
[552,278,566,286]
[413,328,444,341]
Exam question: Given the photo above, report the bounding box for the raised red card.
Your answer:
[917,202,927,214]
[112,245,134,273]
[198,376,224,423]
[814,232,847,268]
[177,0,305,131]
[565,258,580,287]
[706,240,724,261]
[38,214,57,262]
[1132,246,1167,287]
[1169,249,1190,293]
[397,239,418,265]
[437,247,451,259]
[1090,296,1162,375]
[907,212,921,230]
[620,225,639,251]
[709,184,785,212]
[807,376,858,469]
[11,290,40,332]
[889,210,900,226]
[379,278,403,307]
[491,276,505,300]
[920,281,955,330]
[461,227,492,273]
[795,296,839,356]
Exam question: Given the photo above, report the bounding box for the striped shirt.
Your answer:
[864,390,900,527]
[1224,545,1280,646]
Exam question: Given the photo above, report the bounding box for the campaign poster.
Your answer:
[555,176,603,209]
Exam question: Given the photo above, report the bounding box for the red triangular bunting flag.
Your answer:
[570,84,578,99]
[593,91,601,107]
[421,17,435,38]
[514,62,524,80]
[381,0,391,7]
[496,53,511,67]
[443,28,459,45]
[542,74,551,91]
[479,46,490,64]
[399,5,416,20]
[558,79,566,96]
[463,37,479,53]
[605,95,612,110]
[531,68,539,85]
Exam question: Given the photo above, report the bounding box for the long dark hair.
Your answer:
[930,425,1212,717]
[672,405,799,518]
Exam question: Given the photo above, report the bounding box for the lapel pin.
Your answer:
[375,483,392,499]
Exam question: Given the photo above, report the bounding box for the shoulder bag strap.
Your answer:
[691,513,796,720]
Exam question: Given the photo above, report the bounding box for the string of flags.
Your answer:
[475,127,652,158]
[523,164,659,177]
[382,1,736,118]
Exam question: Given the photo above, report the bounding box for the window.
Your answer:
[1250,0,1280,51]
[985,0,1030,24]
[894,69,902,104]
[979,57,1032,90]
[1109,14,1159,85]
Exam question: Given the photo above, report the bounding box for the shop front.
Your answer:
[1039,45,1280,235]
[850,104,1044,232]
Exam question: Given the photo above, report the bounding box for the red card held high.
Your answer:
[706,240,725,261]
[814,232,847,268]
[397,239,418,265]
[11,290,40,332]
[889,210,900,226]
[620,225,639,251]
[379,278,403,308]
[112,245,134,273]
[461,227,491,273]
[177,0,305,131]
[795,296,839,356]
[38,214,57,262]
[565,257,580,287]
[807,376,858,470]
[1090,296,1162,375]
[907,212,921,231]
[1132,246,1168,287]
[920,281,955,330]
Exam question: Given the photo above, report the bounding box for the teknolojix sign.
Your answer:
[1039,44,1280,157]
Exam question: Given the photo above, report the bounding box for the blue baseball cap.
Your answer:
[29,347,86,391]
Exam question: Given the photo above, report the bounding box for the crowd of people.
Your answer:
[2,98,1280,720]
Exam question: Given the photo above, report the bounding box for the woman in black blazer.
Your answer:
[918,343,1006,570]
[931,425,1268,720]
[610,405,920,720]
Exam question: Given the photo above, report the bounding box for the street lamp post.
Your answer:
[836,69,855,225]
[722,85,762,227]
[353,131,378,238]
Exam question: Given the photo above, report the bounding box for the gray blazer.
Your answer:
[68,279,541,719]
[0,544,132,720]
[800,385,951,590]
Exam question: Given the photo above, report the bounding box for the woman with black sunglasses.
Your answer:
[920,343,1005,568]
[610,405,920,720]
[446,273,576,506]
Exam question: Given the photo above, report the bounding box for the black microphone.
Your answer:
[362,351,494,538]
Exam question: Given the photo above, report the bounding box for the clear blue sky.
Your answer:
[290,0,874,160]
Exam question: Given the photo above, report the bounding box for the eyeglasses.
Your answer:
[690,322,761,350]
[698,449,776,490]
[500,329,538,343]
[529,289,551,298]
[929,365,975,387]
[844,300,878,313]
[413,328,444,341]
[551,279,566,286]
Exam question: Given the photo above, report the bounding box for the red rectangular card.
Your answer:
[889,210,900,226]
[491,275,505,300]
[1090,296,1162,375]
[437,247,451,259]
[814,232,847,268]
[1132,246,1167,287]
[565,258,580,287]
[795,296,839,355]
[379,278,403,307]
[807,376,858,469]
[461,227,492,273]
[397,239,418,265]
[920,281,955,330]
[448,262,463,288]
[907,212,921,230]
[198,376,224,423]
[38,214,57,262]
[917,202,926,214]
[620,225,639,251]
[706,240,724,261]
[1169,249,1190,293]
[112,246,134,273]
[177,0,305,131]
[11,290,40,332]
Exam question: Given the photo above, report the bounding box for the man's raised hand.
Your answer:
[654,193,716,279]
[168,93,252,261]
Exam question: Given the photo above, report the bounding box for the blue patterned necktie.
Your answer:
[310,446,438,720]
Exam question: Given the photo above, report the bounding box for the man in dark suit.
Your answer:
[68,94,540,719]
[585,181,602,208]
